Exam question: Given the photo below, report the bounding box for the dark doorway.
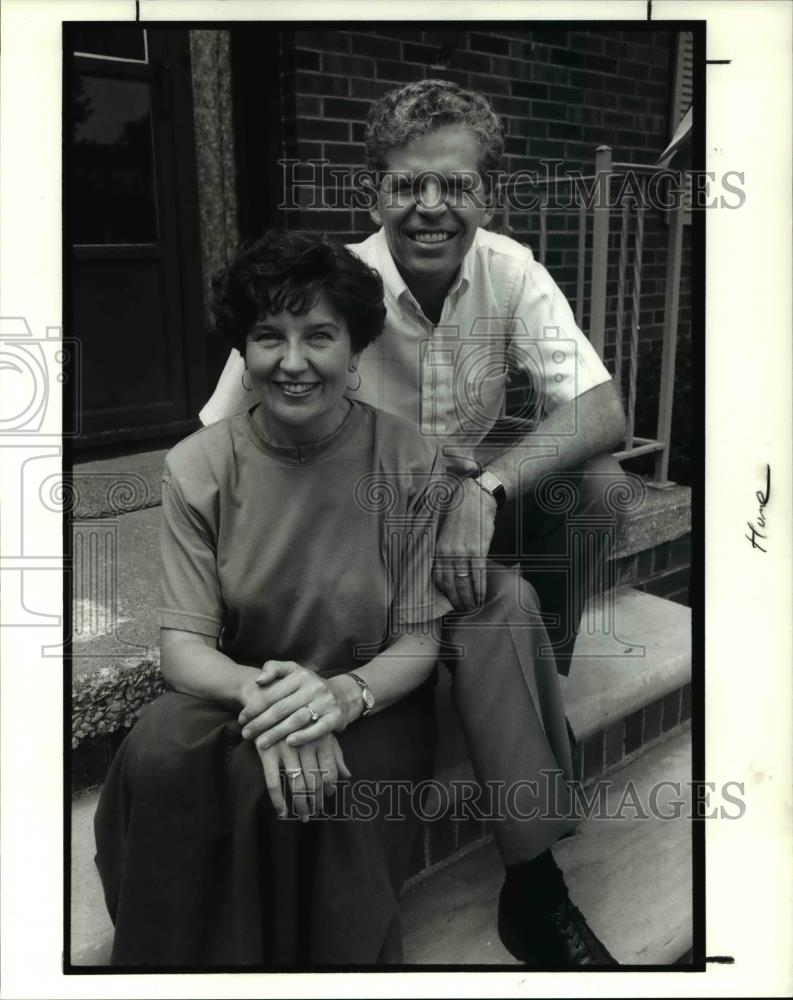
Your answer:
[66,26,205,446]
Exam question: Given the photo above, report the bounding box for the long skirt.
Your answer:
[94,681,436,968]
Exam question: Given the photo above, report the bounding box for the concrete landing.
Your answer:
[71,789,113,966]
[72,505,162,677]
[552,726,692,965]
[70,728,692,967]
[401,728,692,966]
[401,841,519,965]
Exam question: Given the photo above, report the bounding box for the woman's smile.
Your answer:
[273,380,322,397]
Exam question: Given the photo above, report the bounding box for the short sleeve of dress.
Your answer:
[389,445,454,627]
[158,468,225,637]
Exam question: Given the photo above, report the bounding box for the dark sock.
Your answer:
[503,850,569,912]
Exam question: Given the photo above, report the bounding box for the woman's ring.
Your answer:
[283,768,302,779]
[306,703,320,723]
[455,572,472,578]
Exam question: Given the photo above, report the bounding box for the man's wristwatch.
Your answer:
[472,470,507,510]
[347,672,375,717]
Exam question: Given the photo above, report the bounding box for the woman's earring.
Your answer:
[346,364,361,393]
[241,368,253,391]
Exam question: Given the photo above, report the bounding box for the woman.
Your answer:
[94,231,453,967]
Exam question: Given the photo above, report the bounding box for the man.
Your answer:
[201,80,626,966]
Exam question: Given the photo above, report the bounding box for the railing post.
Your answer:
[575,202,587,327]
[614,200,630,395]
[588,145,612,359]
[626,194,645,449]
[654,172,686,483]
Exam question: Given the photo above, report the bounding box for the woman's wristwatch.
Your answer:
[347,672,375,718]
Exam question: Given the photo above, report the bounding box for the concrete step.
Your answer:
[71,726,692,967]
[72,448,168,518]
[434,585,691,776]
[72,505,164,755]
[401,727,692,966]
[560,586,691,741]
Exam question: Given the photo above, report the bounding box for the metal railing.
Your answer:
[502,145,688,485]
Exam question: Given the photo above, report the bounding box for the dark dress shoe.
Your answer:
[498,889,618,967]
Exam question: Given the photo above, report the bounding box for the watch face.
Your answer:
[362,688,375,711]
[480,472,497,490]
[477,471,506,508]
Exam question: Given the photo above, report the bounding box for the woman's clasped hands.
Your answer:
[238,660,352,821]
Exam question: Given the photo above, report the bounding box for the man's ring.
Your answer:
[455,572,472,578]
[284,768,302,779]
[306,703,320,723]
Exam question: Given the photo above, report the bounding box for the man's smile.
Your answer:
[406,230,458,245]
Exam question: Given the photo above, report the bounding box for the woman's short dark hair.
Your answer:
[364,79,505,184]
[210,230,387,355]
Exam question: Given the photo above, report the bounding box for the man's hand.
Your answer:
[433,477,497,612]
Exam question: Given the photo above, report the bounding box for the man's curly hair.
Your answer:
[364,79,505,185]
[210,230,387,356]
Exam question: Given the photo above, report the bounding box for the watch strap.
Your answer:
[347,671,374,716]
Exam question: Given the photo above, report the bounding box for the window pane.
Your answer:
[71,26,147,62]
[71,74,159,244]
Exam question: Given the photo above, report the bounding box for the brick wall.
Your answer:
[274,26,692,379]
[576,681,691,784]
[612,532,691,605]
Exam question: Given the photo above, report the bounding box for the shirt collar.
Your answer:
[457,229,481,292]
[243,398,364,465]
[370,227,474,311]
[369,228,411,304]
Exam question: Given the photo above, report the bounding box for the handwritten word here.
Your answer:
[745,465,771,553]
